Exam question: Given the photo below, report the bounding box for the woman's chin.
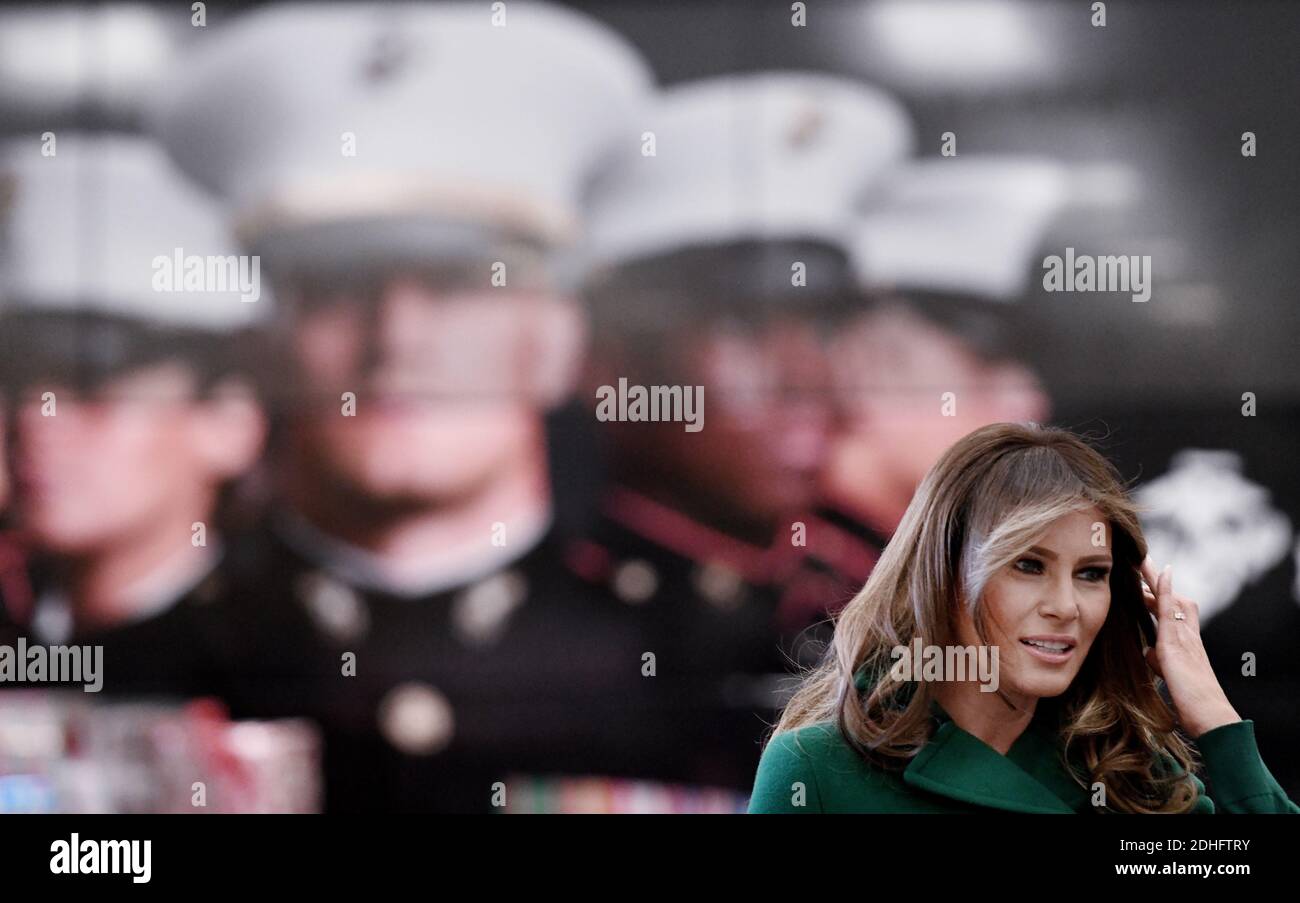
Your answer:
[1006,671,1078,701]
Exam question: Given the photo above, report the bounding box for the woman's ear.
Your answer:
[523,295,588,409]
[186,378,269,482]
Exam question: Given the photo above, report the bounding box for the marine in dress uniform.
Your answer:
[0,133,267,696]
[797,157,1069,639]
[150,3,665,812]
[571,73,914,792]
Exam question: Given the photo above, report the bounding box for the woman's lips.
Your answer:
[1019,636,1077,664]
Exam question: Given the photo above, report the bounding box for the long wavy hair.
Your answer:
[777,422,1200,813]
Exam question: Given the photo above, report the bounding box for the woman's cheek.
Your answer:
[986,576,1034,635]
[1082,591,1111,646]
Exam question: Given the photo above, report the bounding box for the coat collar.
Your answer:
[903,716,1087,813]
[854,664,1091,814]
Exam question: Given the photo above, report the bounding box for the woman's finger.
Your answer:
[1153,564,1177,622]
[1142,573,1200,630]
[1163,567,1203,631]
[1139,558,1165,617]
[1140,557,1160,595]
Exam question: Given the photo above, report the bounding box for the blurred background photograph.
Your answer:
[0,0,1297,813]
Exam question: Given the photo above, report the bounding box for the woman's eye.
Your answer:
[1077,567,1111,583]
[1013,558,1044,575]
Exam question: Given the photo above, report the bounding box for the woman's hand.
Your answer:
[1138,557,1241,737]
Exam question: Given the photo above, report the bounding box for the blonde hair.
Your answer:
[777,422,1200,814]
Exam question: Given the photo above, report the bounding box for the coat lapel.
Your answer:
[852,663,1091,813]
[902,706,1090,814]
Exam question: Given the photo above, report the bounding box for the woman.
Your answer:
[750,422,1297,813]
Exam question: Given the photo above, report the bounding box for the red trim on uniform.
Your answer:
[602,487,803,586]
[771,513,884,631]
[801,513,881,584]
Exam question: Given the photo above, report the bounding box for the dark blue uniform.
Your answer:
[208,519,671,813]
[566,485,818,792]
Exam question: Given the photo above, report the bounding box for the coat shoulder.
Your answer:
[748,721,884,813]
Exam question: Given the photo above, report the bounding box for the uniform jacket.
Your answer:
[569,486,806,791]
[0,551,232,699]
[210,519,669,813]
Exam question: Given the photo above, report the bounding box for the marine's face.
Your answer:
[957,507,1114,702]
[7,363,216,554]
[284,272,575,506]
[825,306,1047,518]
[613,316,832,530]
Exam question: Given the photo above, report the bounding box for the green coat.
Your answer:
[748,700,1299,814]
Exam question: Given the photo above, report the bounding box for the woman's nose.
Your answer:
[1038,578,1082,619]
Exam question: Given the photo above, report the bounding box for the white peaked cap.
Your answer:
[579,71,915,272]
[853,156,1069,302]
[149,2,653,249]
[0,133,264,332]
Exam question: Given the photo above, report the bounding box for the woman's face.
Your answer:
[959,506,1114,703]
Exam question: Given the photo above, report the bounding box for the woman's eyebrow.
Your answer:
[1026,546,1113,565]
[1076,554,1114,565]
